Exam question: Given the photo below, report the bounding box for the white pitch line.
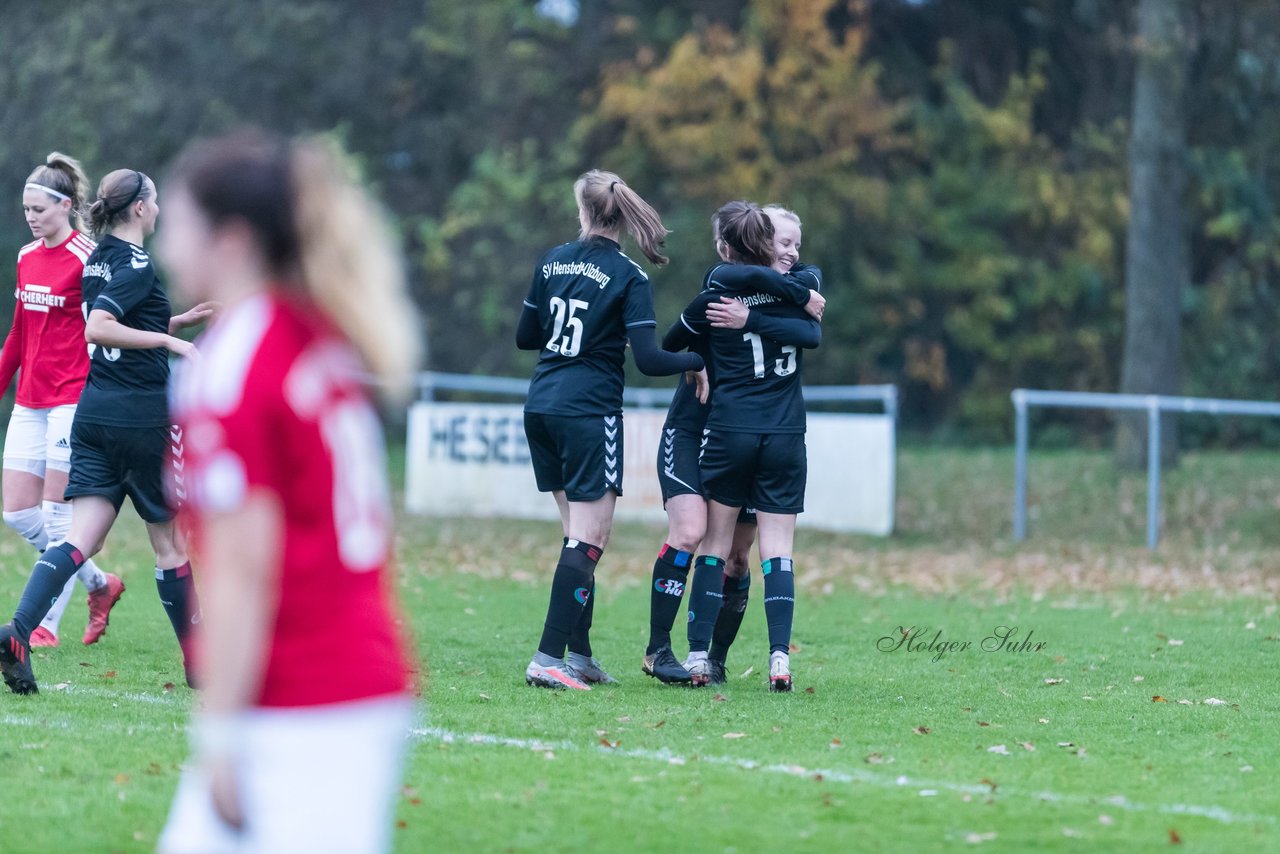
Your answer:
[412,725,1277,828]
[6,692,1273,829]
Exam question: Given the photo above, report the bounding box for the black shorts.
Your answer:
[659,424,757,524]
[65,420,176,523]
[699,429,806,515]
[524,412,623,502]
[657,425,702,503]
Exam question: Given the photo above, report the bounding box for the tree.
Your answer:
[1116,0,1192,466]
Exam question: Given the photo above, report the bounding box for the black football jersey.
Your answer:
[523,236,660,416]
[665,262,822,433]
[76,235,172,427]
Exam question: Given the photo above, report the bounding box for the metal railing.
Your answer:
[1011,389,1280,548]
[417,371,898,415]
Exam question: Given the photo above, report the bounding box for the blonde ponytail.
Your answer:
[27,151,92,232]
[290,139,421,402]
[574,169,670,265]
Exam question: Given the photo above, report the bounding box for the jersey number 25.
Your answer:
[545,297,589,357]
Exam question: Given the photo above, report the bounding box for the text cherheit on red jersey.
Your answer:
[0,232,95,406]
[172,293,411,708]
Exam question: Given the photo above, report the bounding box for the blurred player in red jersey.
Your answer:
[1,153,123,647]
[156,131,420,854]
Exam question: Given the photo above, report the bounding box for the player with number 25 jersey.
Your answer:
[517,169,705,691]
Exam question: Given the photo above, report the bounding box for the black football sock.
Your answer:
[12,542,84,640]
[156,563,200,648]
[761,557,795,655]
[567,576,596,658]
[646,544,692,654]
[686,555,725,653]
[537,539,601,660]
[709,572,751,664]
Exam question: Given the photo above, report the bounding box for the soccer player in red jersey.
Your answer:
[1,153,123,647]
[155,132,418,854]
[0,168,214,694]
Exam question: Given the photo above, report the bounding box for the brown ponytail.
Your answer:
[26,152,91,232]
[574,169,670,265]
[88,169,152,237]
[714,200,775,267]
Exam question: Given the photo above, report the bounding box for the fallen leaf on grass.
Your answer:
[977,721,990,727]
[78,662,91,667]
[740,667,754,679]
[980,778,997,792]
[1152,696,1168,703]
[722,732,747,740]
[114,774,130,786]
[1169,828,1182,844]
[712,693,728,702]
[1037,718,1049,724]
[1057,742,1074,748]
[100,671,117,679]
[1044,678,1064,685]
[396,820,407,829]
[1203,698,1228,706]
[913,726,931,735]
[599,738,619,749]
[1020,742,1035,751]
[478,693,491,701]
[987,745,1010,755]
[162,682,175,692]
[653,720,666,729]
[864,752,886,765]
[830,738,843,748]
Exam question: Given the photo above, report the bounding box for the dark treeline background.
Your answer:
[2,0,1278,443]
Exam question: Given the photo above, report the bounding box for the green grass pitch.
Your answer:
[0,447,1276,852]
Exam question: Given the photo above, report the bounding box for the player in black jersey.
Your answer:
[517,169,706,691]
[0,169,214,695]
[663,202,822,692]
[643,204,824,686]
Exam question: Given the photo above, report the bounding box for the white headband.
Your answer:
[25,182,71,202]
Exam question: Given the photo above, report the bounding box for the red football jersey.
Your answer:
[0,232,94,407]
[172,292,411,708]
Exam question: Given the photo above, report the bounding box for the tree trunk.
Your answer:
[1116,0,1191,469]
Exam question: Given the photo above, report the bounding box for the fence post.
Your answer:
[1146,398,1161,549]
[1013,390,1028,541]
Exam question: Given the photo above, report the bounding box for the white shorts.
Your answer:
[3,403,77,477]
[159,695,414,854]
